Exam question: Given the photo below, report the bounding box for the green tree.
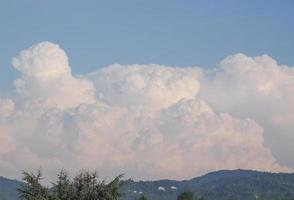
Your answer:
[52,170,73,200]
[138,195,147,200]
[17,170,51,200]
[18,169,124,200]
[177,191,194,200]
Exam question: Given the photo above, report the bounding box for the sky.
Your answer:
[1,0,294,92]
[0,0,294,181]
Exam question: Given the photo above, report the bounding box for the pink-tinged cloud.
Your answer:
[0,42,293,181]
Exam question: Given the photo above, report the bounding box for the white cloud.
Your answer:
[0,99,15,117]
[12,42,70,80]
[86,64,201,109]
[12,42,96,109]
[0,42,292,181]
[199,53,294,167]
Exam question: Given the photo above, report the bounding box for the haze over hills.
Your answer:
[1,169,294,200]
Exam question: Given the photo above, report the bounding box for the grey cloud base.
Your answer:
[0,42,293,181]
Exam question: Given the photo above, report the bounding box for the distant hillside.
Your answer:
[0,177,22,200]
[121,169,294,200]
[1,170,294,200]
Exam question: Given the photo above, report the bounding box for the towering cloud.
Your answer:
[86,64,201,109]
[0,42,292,181]
[199,53,294,167]
[12,42,95,109]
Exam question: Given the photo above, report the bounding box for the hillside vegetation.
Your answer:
[1,170,294,200]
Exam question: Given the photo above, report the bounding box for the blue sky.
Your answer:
[0,0,294,93]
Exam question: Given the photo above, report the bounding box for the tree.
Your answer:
[198,196,206,200]
[138,195,148,200]
[18,169,124,200]
[52,170,73,200]
[17,170,51,200]
[177,191,194,200]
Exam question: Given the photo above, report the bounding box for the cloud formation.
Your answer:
[199,53,294,167]
[12,42,95,109]
[0,42,293,181]
[86,64,201,109]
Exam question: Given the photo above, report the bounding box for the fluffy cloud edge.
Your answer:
[0,42,292,181]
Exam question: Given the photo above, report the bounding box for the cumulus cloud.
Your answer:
[199,53,294,167]
[86,64,201,109]
[0,99,15,117]
[12,42,95,109]
[0,42,292,181]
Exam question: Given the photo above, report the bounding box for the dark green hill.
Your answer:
[1,170,294,200]
[121,169,294,200]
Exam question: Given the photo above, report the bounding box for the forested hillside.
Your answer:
[1,170,294,200]
[121,170,294,200]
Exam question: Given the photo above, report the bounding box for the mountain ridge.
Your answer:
[121,169,294,200]
[1,169,294,200]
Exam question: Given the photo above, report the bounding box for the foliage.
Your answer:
[177,191,194,200]
[17,170,51,200]
[2,169,294,200]
[138,195,148,200]
[17,169,124,200]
